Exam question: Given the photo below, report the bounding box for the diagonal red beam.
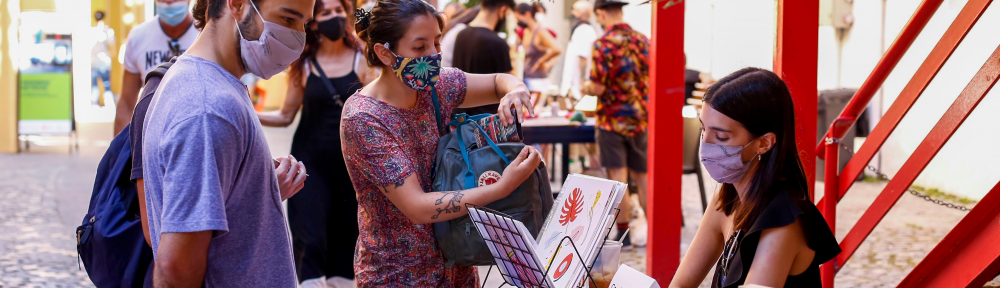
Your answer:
[817,0,992,209]
[836,43,1000,270]
[815,0,944,158]
[897,180,1000,288]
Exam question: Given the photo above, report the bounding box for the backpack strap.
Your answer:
[430,88,445,135]
[144,56,177,84]
[451,113,511,188]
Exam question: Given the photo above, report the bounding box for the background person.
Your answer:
[450,0,516,115]
[669,67,840,288]
[114,0,198,135]
[583,0,650,249]
[513,2,560,110]
[343,1,540,286]
[255,0,372,286]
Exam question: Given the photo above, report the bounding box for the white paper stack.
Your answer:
[469,174,627,288]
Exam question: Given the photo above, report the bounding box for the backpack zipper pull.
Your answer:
[465,223,471,236]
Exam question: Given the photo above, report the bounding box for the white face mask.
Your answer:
[234,0,306,79]
[534,12,546,23]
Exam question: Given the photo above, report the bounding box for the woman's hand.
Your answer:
[529,62,543,73]
[499,146,542,193]
[498,84,533,125]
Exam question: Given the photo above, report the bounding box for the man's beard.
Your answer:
[235,11,259,73]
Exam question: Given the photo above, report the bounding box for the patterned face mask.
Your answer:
[385,43,442,92]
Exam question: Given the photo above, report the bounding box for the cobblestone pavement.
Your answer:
[0,161,95,287]
[4,123,999,287]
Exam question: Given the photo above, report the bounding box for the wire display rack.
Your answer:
[468,204,622,288]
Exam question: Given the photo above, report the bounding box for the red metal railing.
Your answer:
[817,0,1000,287]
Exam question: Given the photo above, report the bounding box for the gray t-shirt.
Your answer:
[141,54,296,287]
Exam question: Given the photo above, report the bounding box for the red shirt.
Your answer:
[589,23,650,136]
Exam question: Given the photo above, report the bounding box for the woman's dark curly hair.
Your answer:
[354,0,444,68]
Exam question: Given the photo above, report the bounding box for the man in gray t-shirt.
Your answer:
[140,0,313,286]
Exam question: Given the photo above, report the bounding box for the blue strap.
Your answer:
[470,121,510,165]
[430,88,445,135]
[456,126,477,189]
[453,114,511,188]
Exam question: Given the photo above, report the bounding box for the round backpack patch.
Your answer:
[478,171,502,187]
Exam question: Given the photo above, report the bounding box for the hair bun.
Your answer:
[355,8,372,31]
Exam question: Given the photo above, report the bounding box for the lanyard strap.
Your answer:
[308,57,343,106]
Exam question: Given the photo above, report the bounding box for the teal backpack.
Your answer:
[429,95,554,267]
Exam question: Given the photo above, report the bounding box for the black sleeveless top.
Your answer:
[711,185,841,288]
[292,54,362,149]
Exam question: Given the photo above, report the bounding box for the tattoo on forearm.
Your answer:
[430,190,466,220]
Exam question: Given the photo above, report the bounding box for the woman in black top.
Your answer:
[256,0,374,285]
[669,67,841,288]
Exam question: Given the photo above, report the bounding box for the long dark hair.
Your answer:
[355,0,444,68]
[706,67,809,232]
[289,0,364,84]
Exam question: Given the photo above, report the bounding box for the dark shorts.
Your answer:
[597,129,648,172]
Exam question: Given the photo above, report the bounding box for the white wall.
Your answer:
[876,1,1000,200]
[822,0,1000,200]
[681,0,775,78]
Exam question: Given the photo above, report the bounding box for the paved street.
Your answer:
[1,122,998,287]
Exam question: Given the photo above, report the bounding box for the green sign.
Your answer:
[19,72,73,134]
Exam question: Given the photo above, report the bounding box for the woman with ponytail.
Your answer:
[341,0,542,286]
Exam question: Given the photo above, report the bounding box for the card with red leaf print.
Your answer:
[535,174,627,288]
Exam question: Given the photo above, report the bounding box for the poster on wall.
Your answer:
[18,11,74,135]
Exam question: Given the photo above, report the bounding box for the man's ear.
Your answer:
[228,0,247,21]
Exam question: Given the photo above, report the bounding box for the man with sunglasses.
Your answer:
[114,0,198,136]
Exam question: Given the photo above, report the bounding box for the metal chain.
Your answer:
[834,144,970,212]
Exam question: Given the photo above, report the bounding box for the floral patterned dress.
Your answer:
[340,67,479,287]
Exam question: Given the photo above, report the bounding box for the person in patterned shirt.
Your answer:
[341,0,542,286]
[582,0,650,249]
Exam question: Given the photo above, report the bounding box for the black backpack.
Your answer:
[76,59,175,287]
[430,96,554,266]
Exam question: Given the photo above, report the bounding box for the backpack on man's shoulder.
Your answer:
[75,58,175,287]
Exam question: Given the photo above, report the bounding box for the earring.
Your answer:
[758,154,761,161]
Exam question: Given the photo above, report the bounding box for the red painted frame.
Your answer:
[821,117,853,286]
[836,43,1000,270]
[814,0,944,158]
[817,0,993,210]
[775,0,819,200]
[897,181,1000,288]
[646,0,685,284]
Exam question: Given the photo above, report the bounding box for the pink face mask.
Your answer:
[235,0,306,79]
[699,138,759,184]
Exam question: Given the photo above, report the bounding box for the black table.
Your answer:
[521,118,596,184]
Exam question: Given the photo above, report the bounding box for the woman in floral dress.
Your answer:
[341,0,542,286]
